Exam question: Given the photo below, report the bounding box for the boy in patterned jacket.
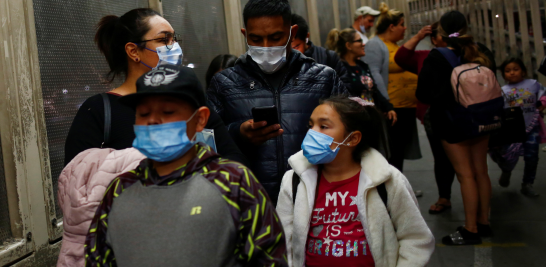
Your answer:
[84,65,287,267]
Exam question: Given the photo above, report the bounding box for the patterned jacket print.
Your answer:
[84,144,287,266]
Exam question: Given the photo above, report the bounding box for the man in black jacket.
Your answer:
[290,13,351,86]
[207,0,347,204]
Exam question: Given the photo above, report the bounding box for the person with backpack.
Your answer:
[84,65,287,267]
[64,8,248,166]
[396,22,496,215]
[489,58,546,197]
[276,96,434,267]
[416,11,503,245]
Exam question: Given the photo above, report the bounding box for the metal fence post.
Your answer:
[306,0,322,47]
[503,0,517,56]
[148,0,163,16]
[529,0,546,84]
[223,0,246,57]
[517,0,532,73]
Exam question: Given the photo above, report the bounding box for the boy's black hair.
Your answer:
[243,0,292,27]
[291,13,309,41]
[205,54,237,89]
[499,57,527,78]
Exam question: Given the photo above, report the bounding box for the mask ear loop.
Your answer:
[284,27,293,48]
[133,42,158,69]
[140,61,154,69]
[244,29,251,49]
[187,109,201,141]
[332,132,355,150]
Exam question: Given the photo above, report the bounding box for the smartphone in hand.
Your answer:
[252,106,279,127]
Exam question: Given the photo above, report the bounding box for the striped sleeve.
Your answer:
[235,166,288,267]
[84,177,128,267]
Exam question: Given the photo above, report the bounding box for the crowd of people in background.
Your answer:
[55,0,546,266]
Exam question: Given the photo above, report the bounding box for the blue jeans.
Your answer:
[490,125,540,184]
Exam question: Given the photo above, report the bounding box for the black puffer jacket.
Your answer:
[207,51,348,203]
[304,42,351,88]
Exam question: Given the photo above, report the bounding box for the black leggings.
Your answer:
[425,123,456,200]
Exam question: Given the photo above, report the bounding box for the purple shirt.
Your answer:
[502,79,545,128]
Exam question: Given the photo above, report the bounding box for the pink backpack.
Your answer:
[451,63,502,108]
[437,48,504,141]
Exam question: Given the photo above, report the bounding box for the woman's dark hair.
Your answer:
[243,0,291,27]
[320,96,385,163]
[325,28,357,58]
[95,8,161,82]
[291,13,309,41]
[430,21,439,38]
[438,11,491,68]
[375,3,404,35]
[205,54,237,89]
[499,57,527,79]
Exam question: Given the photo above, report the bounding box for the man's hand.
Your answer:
[387,110,397,126]
[416,25,432,40]
[240,119,284,146]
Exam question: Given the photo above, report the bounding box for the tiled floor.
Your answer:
[404,123,546,267]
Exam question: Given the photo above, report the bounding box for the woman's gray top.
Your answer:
[364,36,390,99]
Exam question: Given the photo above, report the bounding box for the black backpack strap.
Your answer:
[377,183,388,208]
[435,47,460,68]
[101,93,111,148]
[292,171,300,205]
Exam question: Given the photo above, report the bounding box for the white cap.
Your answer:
[354,6,380,20]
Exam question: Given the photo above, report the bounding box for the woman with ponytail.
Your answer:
[58,8,248,267]
[276,95,434,267]
[416,11,496,245]
[325,28,397,121]
[64,8,247,165]
[363,2,422,178]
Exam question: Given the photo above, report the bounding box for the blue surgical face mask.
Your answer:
[140,42,184,69]
[301,130,353,165]
[360,25,367,34]
[132,110,198,162]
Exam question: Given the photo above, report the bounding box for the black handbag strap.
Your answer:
[292,171,300,205]
[101,93,111,148]
[377,183,388,207]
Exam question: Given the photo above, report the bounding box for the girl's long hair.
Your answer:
[320,96,386,162]
[438,11,491,68]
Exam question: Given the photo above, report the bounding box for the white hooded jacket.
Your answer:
[276,148,435,267]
